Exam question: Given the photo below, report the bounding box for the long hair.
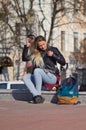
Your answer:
[27,35,44,68]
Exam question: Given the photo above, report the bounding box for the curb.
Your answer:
[0,89,86,104]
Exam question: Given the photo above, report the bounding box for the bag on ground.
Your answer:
[57,76,79,104]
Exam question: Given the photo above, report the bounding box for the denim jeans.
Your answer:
[23,68,57,96]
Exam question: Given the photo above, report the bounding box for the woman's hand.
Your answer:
[22,72,27,77]
[47,50,53,56]
[26,38,31,47]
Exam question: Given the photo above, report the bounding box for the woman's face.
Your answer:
[37,41,47,51]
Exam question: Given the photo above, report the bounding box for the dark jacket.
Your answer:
[22,45,66,75]
[22,45,32,61]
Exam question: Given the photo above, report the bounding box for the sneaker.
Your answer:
[33,95,45,104]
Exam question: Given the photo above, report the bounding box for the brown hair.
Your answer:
[34,35,46,48]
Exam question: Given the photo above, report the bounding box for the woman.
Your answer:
[22,35,66,104]
[22,34,35,74]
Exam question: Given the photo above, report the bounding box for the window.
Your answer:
[61,0,65,6]
[73,32,79,52]
[83,33,86,38]
[0,81,27,89]
[74,0,79,14]
[15,23,21,36]
[15,23,21,44]
[0,83,7,89]
[61,31,65,51]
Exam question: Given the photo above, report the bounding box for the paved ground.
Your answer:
[0,100,86,130]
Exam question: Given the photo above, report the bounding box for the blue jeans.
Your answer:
[23,68,57,96]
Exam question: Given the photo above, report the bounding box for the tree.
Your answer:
[0,0,86,45]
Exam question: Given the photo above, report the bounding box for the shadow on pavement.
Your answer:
[12,89,33,102]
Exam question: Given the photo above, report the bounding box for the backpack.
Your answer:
[57,76,79,104]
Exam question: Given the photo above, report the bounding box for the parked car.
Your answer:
[0,81,27,90]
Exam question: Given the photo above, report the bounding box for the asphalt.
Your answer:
[0,100,86,130]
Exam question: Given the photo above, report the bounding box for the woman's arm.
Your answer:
[22,45,30,61]
[51,47,66,66]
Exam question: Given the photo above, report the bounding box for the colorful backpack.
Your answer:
[57,76,79,104]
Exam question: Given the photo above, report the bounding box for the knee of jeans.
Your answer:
[34,68,41,75]
[22,74,30,81]
[22,75,27,81]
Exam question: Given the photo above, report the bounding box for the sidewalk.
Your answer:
[0,100,86,130]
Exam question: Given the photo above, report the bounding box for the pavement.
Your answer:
[0,100,86,130]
